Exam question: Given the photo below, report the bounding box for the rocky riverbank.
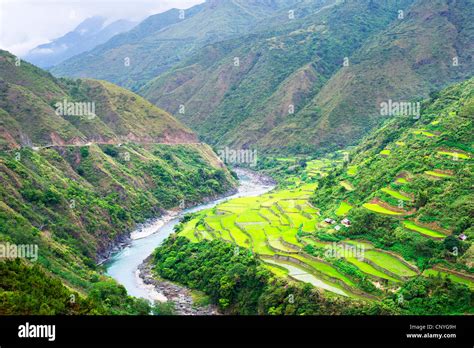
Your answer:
[138,255,220,315]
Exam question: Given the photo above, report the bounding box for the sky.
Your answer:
[0,0,205,56]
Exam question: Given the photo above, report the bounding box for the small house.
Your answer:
[334,225,341,231]
[324,218,335,224]
[459,234,467,241]
[341,218,351,227]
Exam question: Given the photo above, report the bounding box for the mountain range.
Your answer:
[50,0,474,155]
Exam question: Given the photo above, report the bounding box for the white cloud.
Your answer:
[0,0,205,56]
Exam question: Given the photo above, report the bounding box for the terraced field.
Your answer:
[335,201,353,216]
[423,269,474,289]
[381,188,412,201]
[402,221,447,239]
[176,119,473,304]
[363,250,417,278]
[340,181,354,191]
[413,130,436,137]
[425,170,454,178]
[363,203,404,215]
[395,177,408,184]
[437,150,470,160]
[176,169,426,301]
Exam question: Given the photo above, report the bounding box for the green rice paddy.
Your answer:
[402,221,447,238]
[335,201,353,216]
[425,170,453,178]
[437,151,470,159]
[340,181,354,191]
[413,130,436,137]
[176,159,424,299]
[363,251,417,278]
[347,166,358,176]
[423,269,474,289]
[363,203,403,215]
[381,188,412,201]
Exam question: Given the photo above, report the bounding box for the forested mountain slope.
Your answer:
[0,50,235,314]
[141,0,472,155]
[50,0,306,90]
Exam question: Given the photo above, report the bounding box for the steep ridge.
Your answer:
[267,0,474,154]
[139,0,416,151]
[0,50,196,149]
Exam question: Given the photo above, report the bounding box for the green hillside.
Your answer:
[0,50,236,314]
[0,50,196,149]
[312,78,473,270]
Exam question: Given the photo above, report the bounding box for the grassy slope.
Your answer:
[0,50,196,149]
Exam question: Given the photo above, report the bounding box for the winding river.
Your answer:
[105,169,275,302]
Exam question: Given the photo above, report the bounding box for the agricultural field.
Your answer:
[174,81,474,309]
[362,203,403,216]
[402,221,447,239]
[425,170,454,178]
[381,188,412,201]
[335,201,353,216]
[176,162,427,302]
[423,269,474,290]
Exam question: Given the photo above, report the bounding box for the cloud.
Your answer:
[0,0,205,56]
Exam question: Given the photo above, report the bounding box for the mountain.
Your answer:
[50,0,306,90]
[23,16,136,69]
[0,49,235,313]
[140,0,473,155]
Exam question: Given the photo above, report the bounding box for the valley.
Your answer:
[0,0,472,321]
[149,78,474,315]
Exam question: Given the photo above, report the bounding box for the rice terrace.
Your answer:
[175,155,474,302]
